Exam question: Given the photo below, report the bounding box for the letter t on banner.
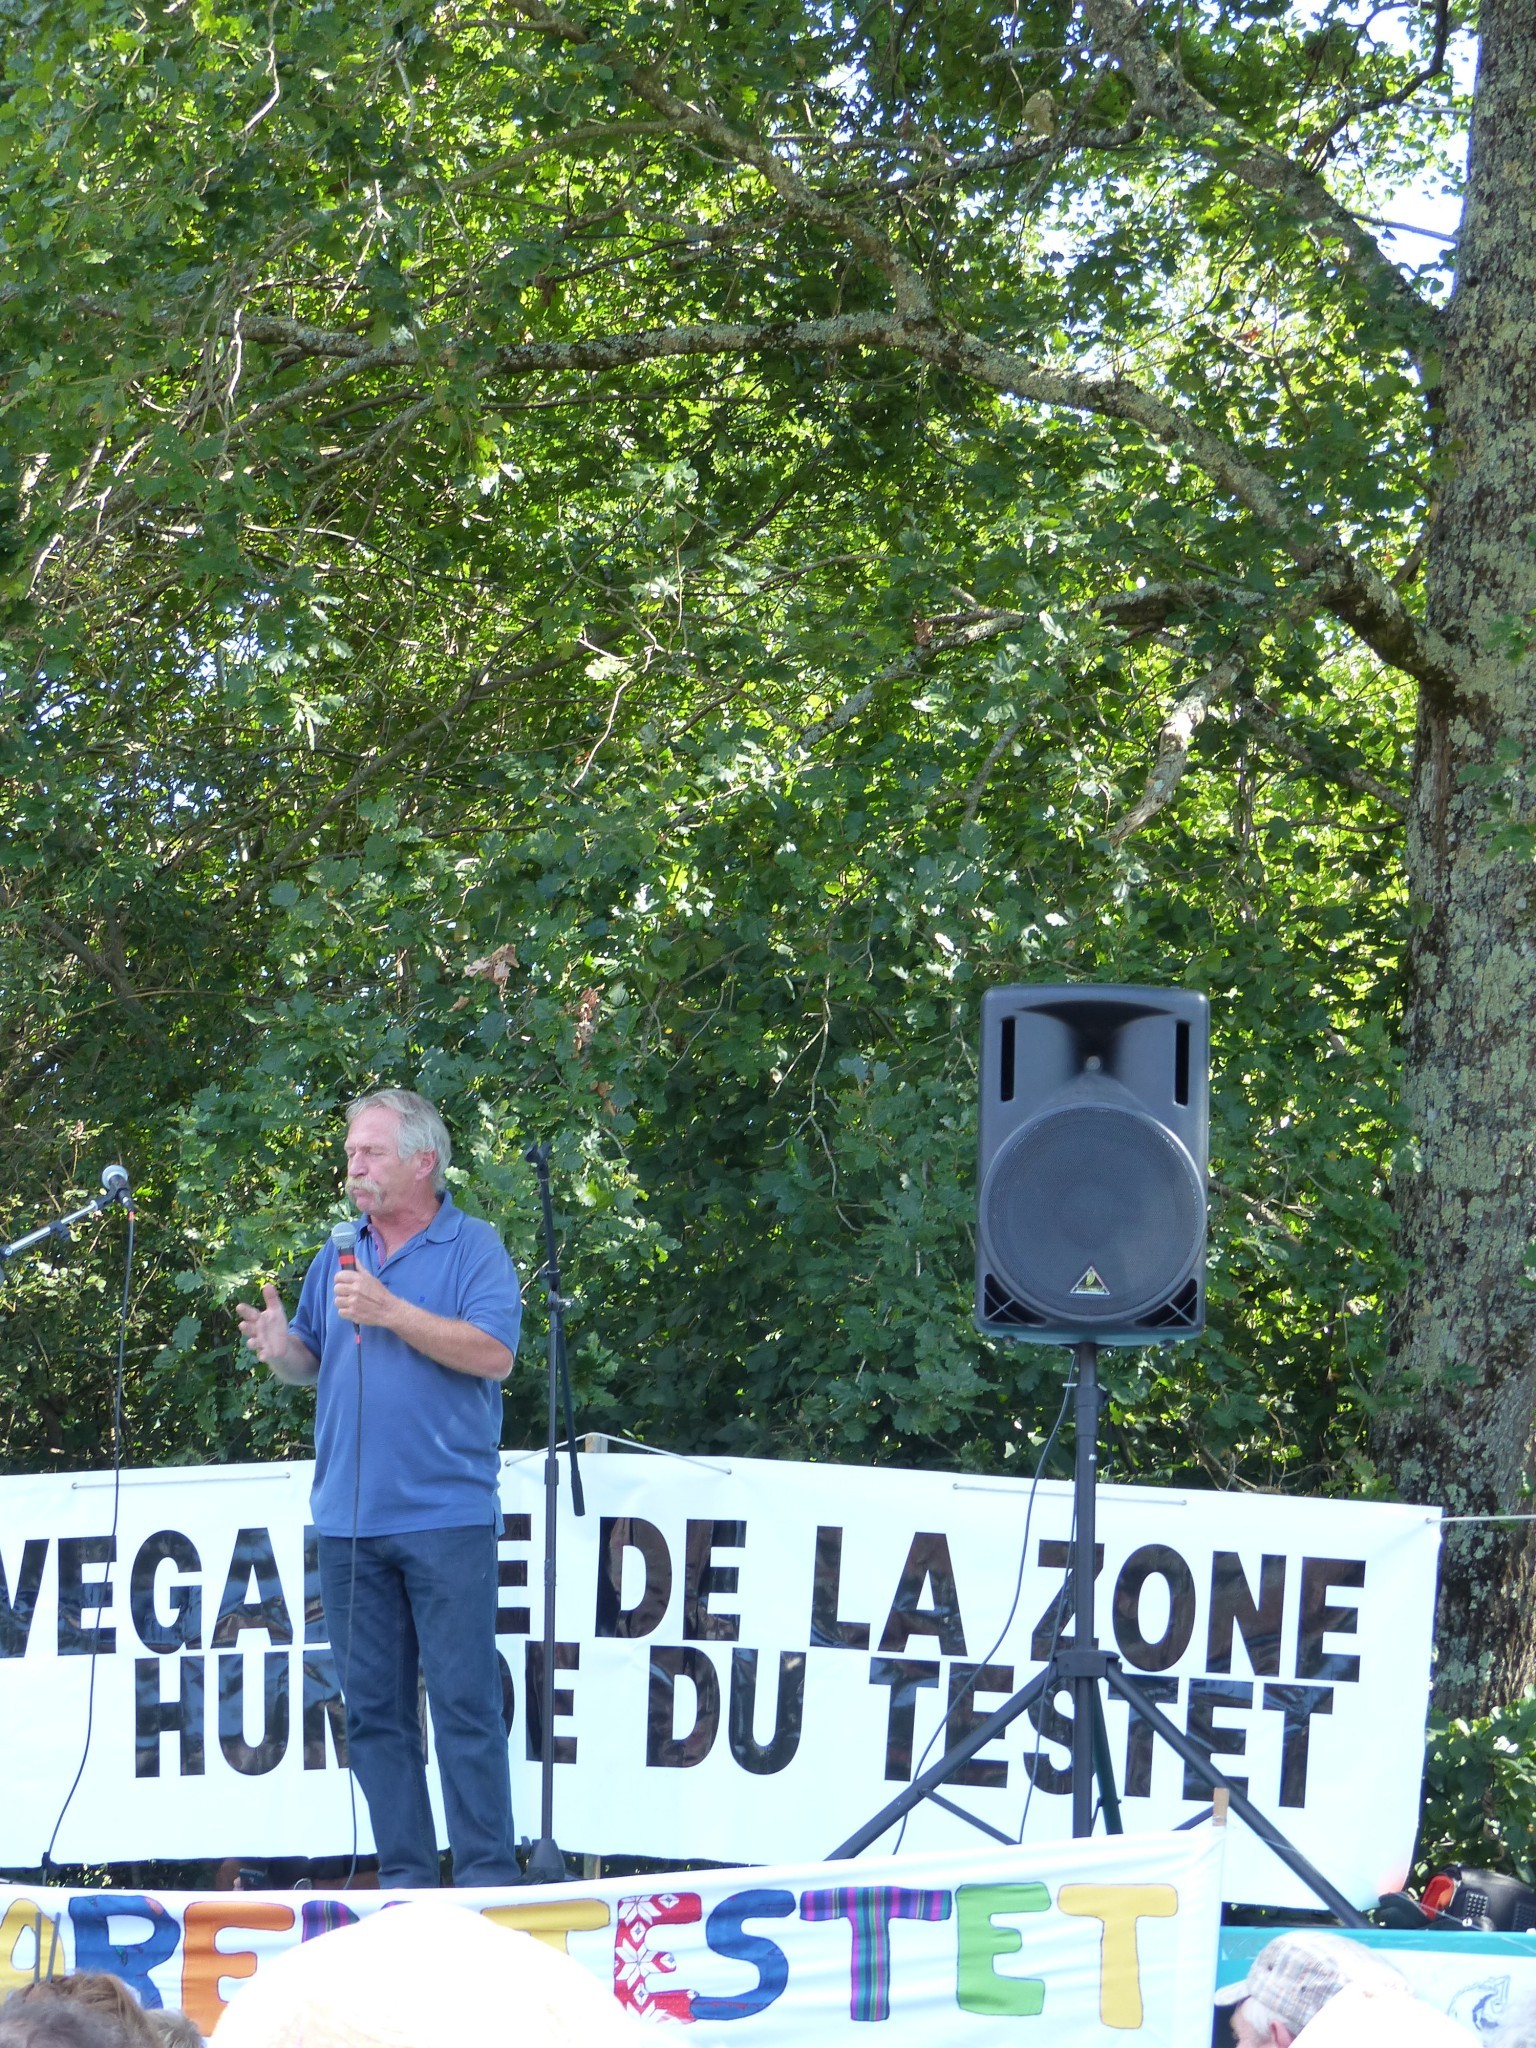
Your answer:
[1057,1884,1178,2029]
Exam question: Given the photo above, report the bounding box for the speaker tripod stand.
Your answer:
[828,1341,1366,1928]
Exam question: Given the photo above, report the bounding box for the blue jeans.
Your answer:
[317,1525,519,1888]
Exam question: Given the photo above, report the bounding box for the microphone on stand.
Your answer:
[331,1220,362,1352]
[99,1165,132,1210]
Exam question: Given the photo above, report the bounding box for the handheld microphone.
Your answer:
[331,1221,362,1351]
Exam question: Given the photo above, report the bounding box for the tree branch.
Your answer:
[506,0,935,320]
[1094,579,1274,633]
[796,603,1031,748]
[227,646,585,911]
[1298,0,1453,163]
[963,722,1021,823]
[1080,0,1443,379]
[1236,694,1409,815]
[1108,648,1247,844]
[139,305,1468,706]
[915,326,1465,702]
[866,116,1151,194]
[35,914,167,1045]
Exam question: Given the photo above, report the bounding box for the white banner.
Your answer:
[0,1450,1439,1906]
[0,1830,1225,2044]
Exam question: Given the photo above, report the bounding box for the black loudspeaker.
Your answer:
[975,984,1209,1345]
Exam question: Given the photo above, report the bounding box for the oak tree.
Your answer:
[3,0,1526,1711]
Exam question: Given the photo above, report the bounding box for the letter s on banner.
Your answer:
[693,1889,795,2020]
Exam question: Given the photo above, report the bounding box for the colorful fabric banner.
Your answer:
[0,1449,1439,1905]
[0,1829,1225,2044]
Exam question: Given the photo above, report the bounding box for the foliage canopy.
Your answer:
[2,0,1501,1693]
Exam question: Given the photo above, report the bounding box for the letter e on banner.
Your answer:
[956,1883,1049,2016]
[614,1893,701,2021]
[1297,1558,1365,1682]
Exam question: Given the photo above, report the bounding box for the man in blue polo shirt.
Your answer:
[235,1088,522,1888]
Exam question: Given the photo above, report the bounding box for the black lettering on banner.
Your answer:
[684,1520,745,1642]
[1182,1678,1252,1799]
[1297,1557,1365,1682]
[497,1511,531,1636]
[211,1528,293,1648]
[1262,1684,1334,1807]
[1112,1544,1197,1672]
[302,1650,349,1770]
[1207,1553,1285,1676]
[135,1655,205,1777]
[0,1539,48,1657]
[877,1534,967,1656]
[647,1646,720,1767]
[810,1527,870,1649]
[867,1659,940,1782]
[524,1640,579,1763]
[728,1650,806,1774]
[595,1517,670,1639]
[218,1649,289,1774]
[303,1527,326,1644]
[1029,1540,1105,1659]
[130,1531,203,1654]
[58,1536,115,1655]
[944,1663,1015,1789]
[1020,1686,1073,1795]
[1121,1677,1180,1797]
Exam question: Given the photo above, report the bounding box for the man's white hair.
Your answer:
[1239,1996,1283,2043]
[346,1089,452,1191]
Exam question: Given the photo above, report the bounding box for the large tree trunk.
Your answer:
[1380,0,1536,1713]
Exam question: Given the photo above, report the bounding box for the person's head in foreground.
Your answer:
[146,2016,203,2048]
[1217,1931,1409,2044]
[0,1988,130,2048]
[210,1900,646,2048]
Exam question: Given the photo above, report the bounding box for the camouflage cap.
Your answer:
[1213,1932,1406,2033]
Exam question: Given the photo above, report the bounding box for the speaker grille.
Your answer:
[981,1103,1204,1322]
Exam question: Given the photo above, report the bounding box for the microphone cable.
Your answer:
[1016,1452,1077,1845]
[888,1361,1077,1856]
[40,1169,136,1887]
[328,1220,364,1891]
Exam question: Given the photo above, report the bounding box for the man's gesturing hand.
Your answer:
[236,1283,292,1363]
[235,1285,319,1385]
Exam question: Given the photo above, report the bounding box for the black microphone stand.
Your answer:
[521,1142,585,1886]
[10,1166,135,1887]
[0,1167,133,1282]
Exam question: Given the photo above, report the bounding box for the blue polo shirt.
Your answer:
[292,1194,522,1537]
